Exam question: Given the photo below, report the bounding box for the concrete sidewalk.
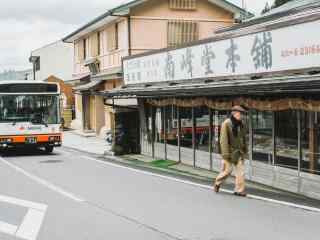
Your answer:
[62,130,111,155]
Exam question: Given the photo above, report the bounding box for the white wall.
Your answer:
[31,40,74,81]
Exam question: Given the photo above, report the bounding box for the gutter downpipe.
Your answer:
[127,15,132,56]
[109,12,132,57]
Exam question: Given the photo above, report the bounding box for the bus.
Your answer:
[0,81,62,153]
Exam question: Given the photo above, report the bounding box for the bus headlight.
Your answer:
[6,138,13,143]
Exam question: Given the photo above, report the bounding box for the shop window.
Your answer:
[97,31,101,56]
[155,107,165,143]
[145,105,153,141]
[275,110,299,170]
[107,23,119,51]
[165,105,179,146]
[180,107,193,149]
[301,111,320,175]
[167,20,198,47]
[212,110,229,154]
[194,107,210,152]
[83,38,87,60]
[252,110,273,164]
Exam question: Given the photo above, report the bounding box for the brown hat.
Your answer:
[231,105,247,113]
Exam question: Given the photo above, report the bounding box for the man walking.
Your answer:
[214,106,248,197]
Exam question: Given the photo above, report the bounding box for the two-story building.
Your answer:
[62,0,248,140]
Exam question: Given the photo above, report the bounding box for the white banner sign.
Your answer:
[124,19,320,85]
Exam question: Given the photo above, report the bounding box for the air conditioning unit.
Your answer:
[84,58,100,75]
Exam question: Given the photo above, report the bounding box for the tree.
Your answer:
[272,0,293,8]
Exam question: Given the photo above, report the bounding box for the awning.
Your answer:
[64,74,90,86]
[91,67,122,81]
[101,73,320,99]
[73,80,103,92]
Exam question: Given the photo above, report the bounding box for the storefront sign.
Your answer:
[124,19,320,85]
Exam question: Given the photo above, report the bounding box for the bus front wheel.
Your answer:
[45,146,54,153]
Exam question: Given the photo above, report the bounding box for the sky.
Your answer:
[0,0,273,72]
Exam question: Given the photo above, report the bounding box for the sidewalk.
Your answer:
[61,131,320,209]
[62,130,111,155]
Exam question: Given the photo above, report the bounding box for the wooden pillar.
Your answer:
[83,93,91,131]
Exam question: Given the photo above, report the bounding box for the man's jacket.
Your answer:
[220,118,248,164]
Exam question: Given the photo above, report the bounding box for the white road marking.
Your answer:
[59,149,320,213]
[0,194,47,240]
[0,157,85,203]
[0,194,47,211]
[0,221,18,235]
[16,209,46,240]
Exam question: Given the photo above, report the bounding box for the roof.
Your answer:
[30,40,71,55]
[216,0,320,34]
[73,80,103,92]
[63,0,250,43]
[101,73,320,99]
[91,67,122,81]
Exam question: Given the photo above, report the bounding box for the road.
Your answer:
[0,147,319,240]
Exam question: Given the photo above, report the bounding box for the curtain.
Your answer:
[146,97,320,112]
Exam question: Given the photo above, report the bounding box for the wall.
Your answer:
[73,19,129,77]
[130,0,235,55]
[73,0,236,77]
[32,40,74,81]
[71,94,83,130]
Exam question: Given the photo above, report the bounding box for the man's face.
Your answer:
[233,111,242,121]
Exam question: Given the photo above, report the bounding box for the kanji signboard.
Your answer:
[124,19,320,85]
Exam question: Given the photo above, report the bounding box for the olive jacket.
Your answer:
[220,118,248,164]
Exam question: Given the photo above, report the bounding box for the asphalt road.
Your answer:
[0,147,319,240]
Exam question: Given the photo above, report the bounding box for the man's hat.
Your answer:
[231,105,247,113]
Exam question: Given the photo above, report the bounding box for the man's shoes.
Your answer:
[214,184,220,193]
[234,192,247,197]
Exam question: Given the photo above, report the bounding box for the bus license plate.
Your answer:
[26,137,37,144]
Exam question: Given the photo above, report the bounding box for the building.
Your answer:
[62,0,249,139]
[104,1,320,200]
[29,40,75,128]
[29,40,74,81]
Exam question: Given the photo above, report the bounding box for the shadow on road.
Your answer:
[0,147,60,158]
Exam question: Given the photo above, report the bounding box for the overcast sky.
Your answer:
[0,0,273,72]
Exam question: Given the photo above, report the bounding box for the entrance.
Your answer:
[115,110,140,154]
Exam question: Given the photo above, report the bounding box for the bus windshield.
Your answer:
[0,95,59,124]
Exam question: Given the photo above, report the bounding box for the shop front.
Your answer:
[104,8,320,199]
